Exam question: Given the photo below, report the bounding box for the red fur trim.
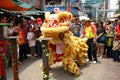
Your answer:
[0,56,5,76]
[0,41,8,55]
[55,54,64,62]
[49,43,56,51]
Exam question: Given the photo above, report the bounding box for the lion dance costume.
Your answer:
[40,8,88,76]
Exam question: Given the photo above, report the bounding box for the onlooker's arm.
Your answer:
[97,32,104,39]
[91,25,97,43]
[80,27,85,38]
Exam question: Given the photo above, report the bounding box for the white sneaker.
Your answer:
[93,61,97,64]
[118,63,120,66]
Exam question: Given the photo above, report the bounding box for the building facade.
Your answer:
[22,0,45,10]
[107,0,119,18]
[45,0,81,16]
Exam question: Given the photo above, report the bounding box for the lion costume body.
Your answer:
[40,9,88,76]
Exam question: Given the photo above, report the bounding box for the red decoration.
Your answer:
[49,43,64,62]
[44,19,48,23]
[0,41,8,77]
[54,19,58,25]
[55,54,64,62]
[0,55,5,77]
[0,41,8,55]
[37,18,42,24]
[49,43,56,51]
[68,15,71,19]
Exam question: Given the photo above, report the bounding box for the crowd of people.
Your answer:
[0,11,120,66]
[0,12,42,65]
[70,16,120,64]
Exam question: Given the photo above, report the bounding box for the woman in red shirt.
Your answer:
[112,19,120,62]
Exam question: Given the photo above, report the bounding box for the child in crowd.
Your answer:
[106,26,114,58]
[27,26,36,59]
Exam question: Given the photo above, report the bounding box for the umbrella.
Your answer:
[110,13,120,18]
[109,18,115,21]
[114,13,120,17]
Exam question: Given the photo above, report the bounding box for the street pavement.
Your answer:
[6,57,120,80]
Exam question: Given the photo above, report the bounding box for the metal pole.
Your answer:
[118,0,120,10]
[39,38,52,80]
[42,40,49,80]
[96,6,99,21]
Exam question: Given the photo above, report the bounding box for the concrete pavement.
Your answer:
[6,57,120,80]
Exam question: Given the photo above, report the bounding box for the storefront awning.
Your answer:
[0,0,32,11]
[22,9,45,15]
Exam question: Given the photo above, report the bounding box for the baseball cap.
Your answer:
[84,18,90,21]
[37,18,42,24]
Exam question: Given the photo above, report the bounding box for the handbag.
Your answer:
[98,34,106,43]
[112,40,120,50]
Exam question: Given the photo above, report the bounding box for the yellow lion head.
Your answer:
[41,10,73,38]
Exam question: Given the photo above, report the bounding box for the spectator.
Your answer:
[0,13,9,38]
[70,17,83,37]
[30,16,37,28]
[15,16,27,62]
[96,21,106,58]
[112,19,120,62]
[21,17,30,56]
[7,20,14,36]
[106,22,114,58]
[80,18,97,63]
[27,26,36,59]
[111,18,119,29]
[35,25,42,58]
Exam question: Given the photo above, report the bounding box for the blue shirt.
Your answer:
[70,22,83,37]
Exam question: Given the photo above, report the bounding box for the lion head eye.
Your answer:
[60,17,66,23]
[54,19,58,23]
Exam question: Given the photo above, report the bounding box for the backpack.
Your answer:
[112,40,120,51]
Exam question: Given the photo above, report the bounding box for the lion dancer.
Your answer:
[55,33,64,62]
[41,7,88,76]
[48,33,81,76]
